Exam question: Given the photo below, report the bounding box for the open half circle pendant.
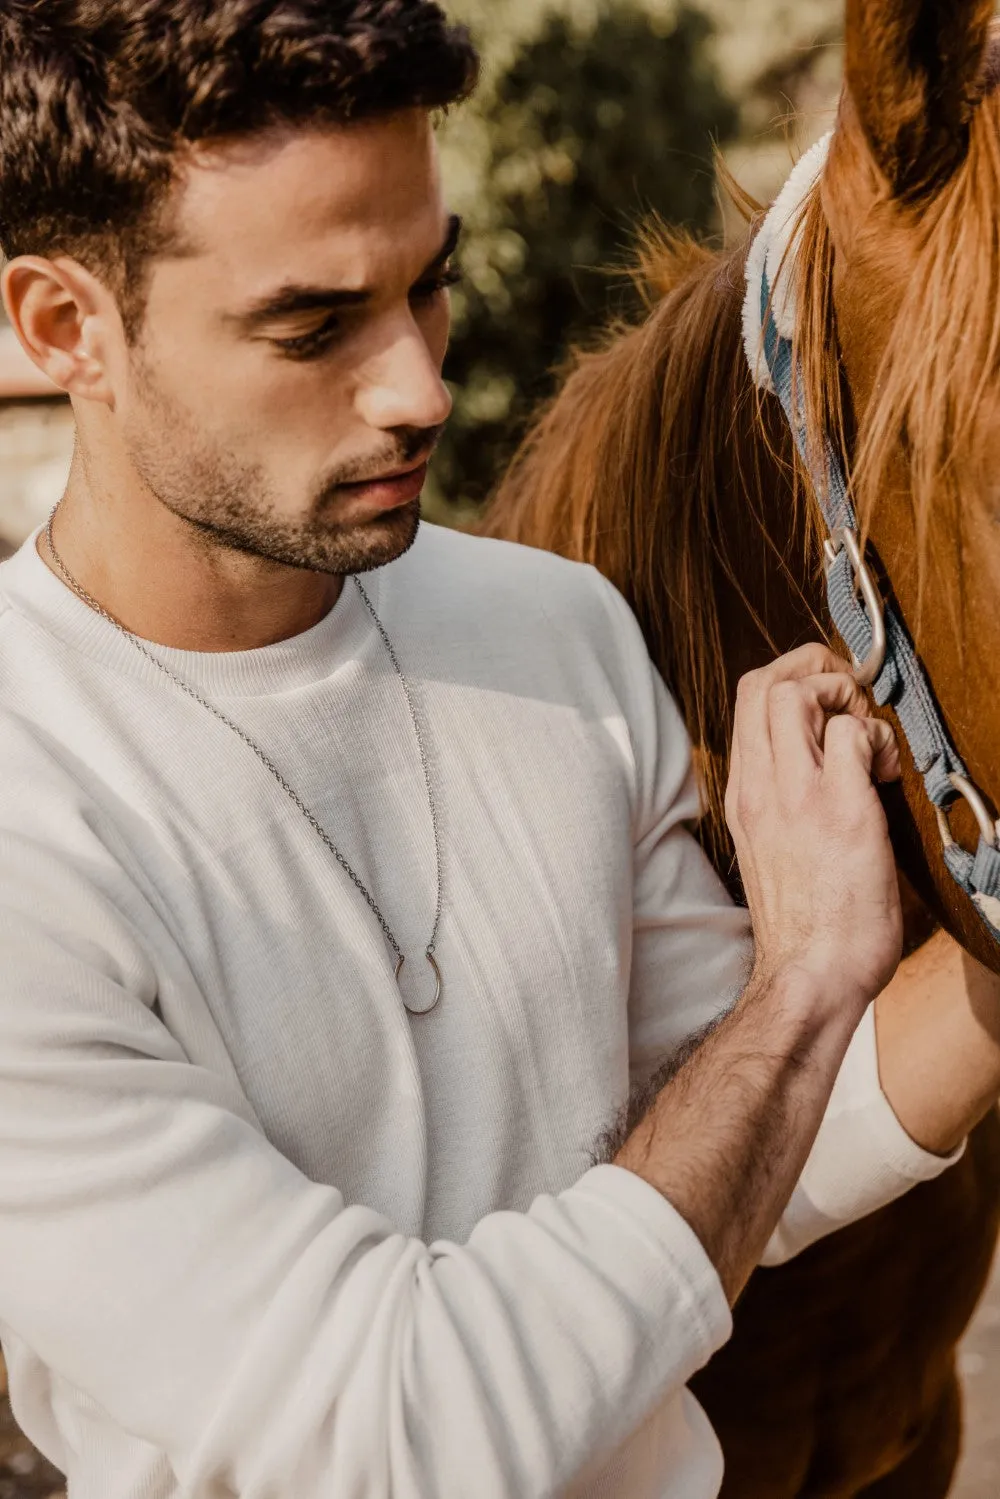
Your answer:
[394,952,443,1016]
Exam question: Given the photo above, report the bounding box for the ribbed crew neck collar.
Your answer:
[0,525,381,698]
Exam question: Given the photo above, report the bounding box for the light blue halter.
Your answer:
[757,270,1000,947]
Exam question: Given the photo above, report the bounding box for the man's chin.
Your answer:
[326,498,421,575]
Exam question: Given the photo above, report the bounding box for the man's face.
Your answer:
[118,109,455,576]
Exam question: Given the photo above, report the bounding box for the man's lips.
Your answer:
[337,460,430,513]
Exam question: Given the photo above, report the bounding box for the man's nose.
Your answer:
[356,322,453,434]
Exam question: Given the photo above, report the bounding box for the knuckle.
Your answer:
[829,714,867,746]
[737,783,763,823]
[724,793,739,832]
[788,642,831,676]
[819,670,855,701]
[804,642,835,670]
[735,670,760,703]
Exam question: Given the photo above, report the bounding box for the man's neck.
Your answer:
[40,460,345,654]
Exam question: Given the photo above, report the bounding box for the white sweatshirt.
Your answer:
[0,521,959,1499]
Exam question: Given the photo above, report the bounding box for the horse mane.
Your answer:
[481,190,822,867]
[483,93,1000,863]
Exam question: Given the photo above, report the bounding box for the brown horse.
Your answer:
[484,0,1000,1493]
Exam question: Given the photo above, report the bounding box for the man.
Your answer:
[0,3,997,1496]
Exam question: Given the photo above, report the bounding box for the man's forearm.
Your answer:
[616,966,860,1304]
[875,928,1000,1156]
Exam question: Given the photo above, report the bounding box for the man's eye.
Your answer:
[411,268,463,303]
[271,268,462,361]
[272,315,341,360]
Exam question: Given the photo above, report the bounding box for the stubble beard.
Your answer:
[122,361,424,577]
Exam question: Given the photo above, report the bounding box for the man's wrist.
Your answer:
[741,957,868,1056]
[616,957,866,1302]
[750,942,882,1020]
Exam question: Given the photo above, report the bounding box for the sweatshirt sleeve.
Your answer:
[585,572,753,1086]
[760,1004,966,1265]
[0,822,732,1499]
[592,570,964,1266]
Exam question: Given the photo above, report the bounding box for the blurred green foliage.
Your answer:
[427,0,738,521]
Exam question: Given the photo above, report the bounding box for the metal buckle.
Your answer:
[823,527,888,689]
[936,773,1000,853]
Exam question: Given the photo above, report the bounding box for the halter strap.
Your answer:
[758,271,1000,946]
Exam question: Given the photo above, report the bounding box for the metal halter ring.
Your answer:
[936,773,1000,853]
[823,528,888,689]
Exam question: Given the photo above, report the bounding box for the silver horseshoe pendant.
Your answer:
[395,952,442,1016]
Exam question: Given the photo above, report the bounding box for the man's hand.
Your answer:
[615,643,910,1299]
[725,643,903,1013]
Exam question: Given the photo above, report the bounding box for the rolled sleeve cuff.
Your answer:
[568,1164,733,1372]
[761,1005,966,1267]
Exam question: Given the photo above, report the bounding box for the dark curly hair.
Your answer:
[0,1,479,330]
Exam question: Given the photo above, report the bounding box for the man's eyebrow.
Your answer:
[228,214,463,328]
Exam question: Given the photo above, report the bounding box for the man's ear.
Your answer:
[1,256,116,404]
[844,0,995,199]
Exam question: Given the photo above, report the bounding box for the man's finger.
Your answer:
[766,672,872,786]
[804,672,870,721]
[755,642,852,688]
[868,718,901,784]
[770,671,871,724]
[823,713,901,790]
[733,669,775,785]
[725,729,745,835]
[732,646,858,786]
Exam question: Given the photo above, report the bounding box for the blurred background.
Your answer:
[429,0,841,522]
[0,1,999,1495]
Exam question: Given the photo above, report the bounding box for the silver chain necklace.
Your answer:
[44,503,444,1017]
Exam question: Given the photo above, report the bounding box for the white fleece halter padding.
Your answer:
[742,131,834,393]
